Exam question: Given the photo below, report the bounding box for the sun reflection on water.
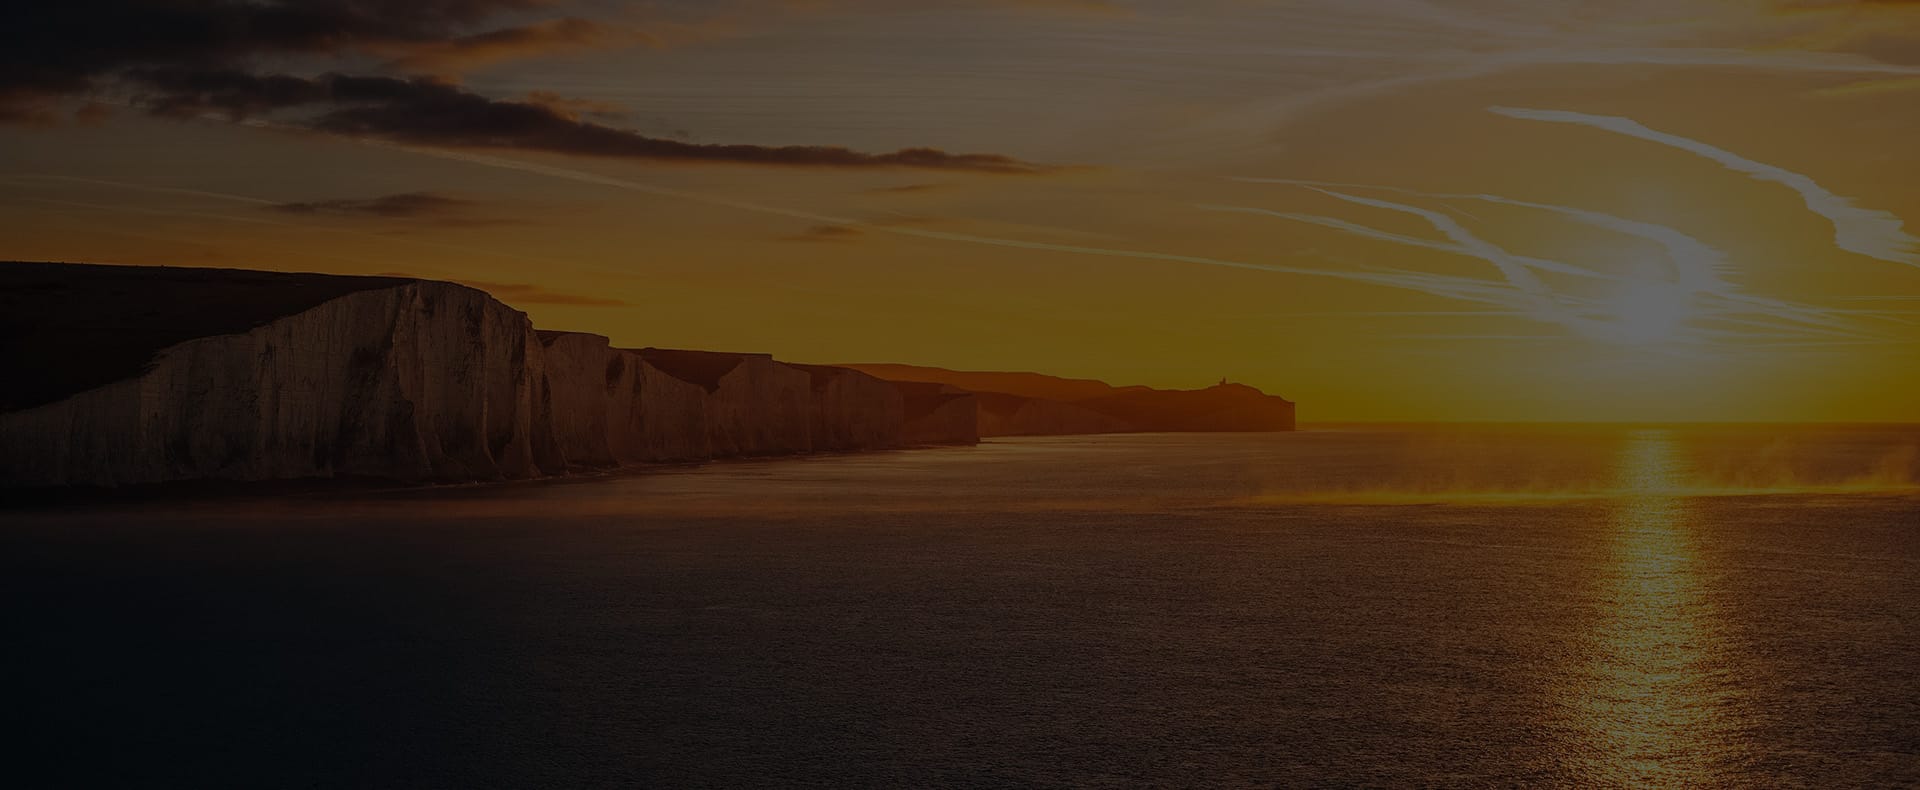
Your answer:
[1570,429,1734,785]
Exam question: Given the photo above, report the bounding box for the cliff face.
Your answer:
[842,363,1297,436]
[542,336,915,465]
[975,392,1133,437]
[894,382,981,446]
[640,349,814,458]
[1078,383,1296,432]
[794,364,906,452]
[538,331,628,469]
[537,332,720,465]
[1,280,563,487]
[1,261,1297,489]
[628,349,715,462]
[0,263,982,489]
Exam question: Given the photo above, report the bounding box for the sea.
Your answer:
[4,425,1917,787]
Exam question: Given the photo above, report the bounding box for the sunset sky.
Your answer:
[5,0,1920,421]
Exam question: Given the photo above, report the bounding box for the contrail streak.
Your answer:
[1296,188,1624,338]
[1199,203,1611,281]
[1231,177,1857,334]
[1220,179,1876,343]
[370,145,1589,314]
[1490,106,1920,268]
[1182,47,1920,167]
[1239,177,1729,292]
[111,108,1621,321]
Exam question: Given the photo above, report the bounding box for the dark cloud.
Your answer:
[129,69,1048,172]
[2,1,1050,173]
[863,182,951,194]
[388,17,647,73]
[1840,33,1920,65]
[524,91,631,122]
[268,192,481,219]
[1,1,544,105]
[781,224,865,242]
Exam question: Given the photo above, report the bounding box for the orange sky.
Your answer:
[4,1,1920,421]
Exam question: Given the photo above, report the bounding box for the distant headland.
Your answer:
[0,262,1294,489]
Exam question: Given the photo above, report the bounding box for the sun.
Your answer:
[1604,277,1693,346]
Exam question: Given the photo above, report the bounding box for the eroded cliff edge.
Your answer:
[0,263,975,488]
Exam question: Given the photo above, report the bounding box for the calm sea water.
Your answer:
[4,426,1917,787]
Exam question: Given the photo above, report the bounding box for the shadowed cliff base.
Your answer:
[0,262,1291,490]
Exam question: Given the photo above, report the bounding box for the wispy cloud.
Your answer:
[780,224,864,243]
[1194,45,1920,153]
[1490,106,1920,268]
[1301,188,1589,330]
[0,173,572,271]
[1241,178,1737,289]
[362,141,1629,316]
[291,111,1900,352]
[1216,178,1877,346]
[1198,203,1609,281]
[384,17,652,74]
[862,182,951,195]
[1231,177,1864,334]
[1813,76,1920,97]
[267,192,501,225]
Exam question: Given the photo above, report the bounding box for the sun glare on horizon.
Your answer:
[1603,276,1695,347]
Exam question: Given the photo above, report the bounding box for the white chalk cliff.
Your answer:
[0,263,975,488]
[2,279,564,486]
[1,261,1294,490]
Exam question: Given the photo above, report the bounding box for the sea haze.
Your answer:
[4,426,1917,787]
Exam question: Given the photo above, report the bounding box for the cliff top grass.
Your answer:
[0,262,418,413]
